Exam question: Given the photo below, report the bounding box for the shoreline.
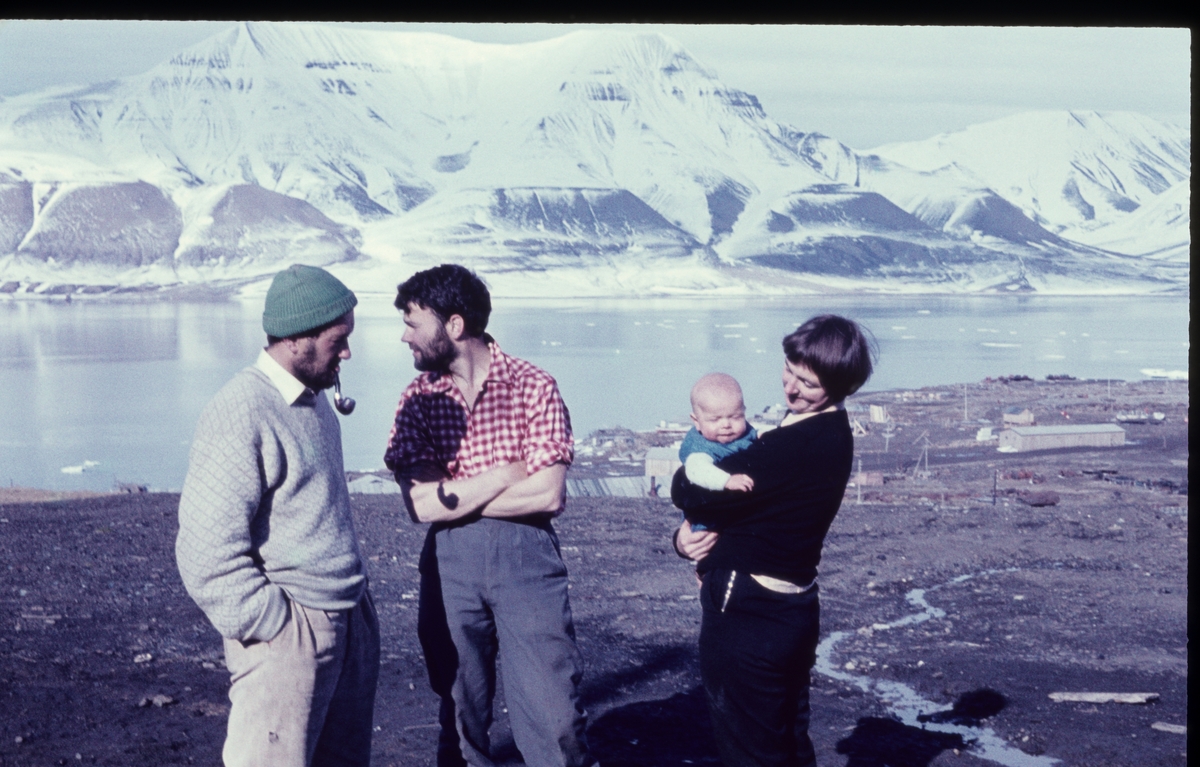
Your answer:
[0,487,118,504]
[4,376,1188,500]
[1,276,1191,303]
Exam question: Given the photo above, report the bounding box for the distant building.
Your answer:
[1002,407,1036,426]
[998,424,1125,452]
[851,471,884,487]
[567,476,655,498]
[656,420,691,436]
[869,404,889,423]
[749,404,789,429]
[645,446,682,479]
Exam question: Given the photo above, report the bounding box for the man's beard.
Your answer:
[306,367,339,391]
[413,327,457,373]
[293,347,339,391]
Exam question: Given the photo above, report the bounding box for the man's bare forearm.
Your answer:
[400,462,526,523]
[481,463,568,518]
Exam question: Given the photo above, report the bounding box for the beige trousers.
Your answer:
[222,590,379,767]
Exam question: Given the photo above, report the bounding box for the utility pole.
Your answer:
[912,431,931,479]
[963,384,969,422]
[856,455,863,505]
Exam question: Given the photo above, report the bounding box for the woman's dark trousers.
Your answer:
[699,569,820,767]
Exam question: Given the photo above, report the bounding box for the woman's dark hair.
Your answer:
[394,264,492,338]
[782,314,877,402]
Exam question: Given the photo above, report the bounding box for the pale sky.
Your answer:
[0,20,1190,149]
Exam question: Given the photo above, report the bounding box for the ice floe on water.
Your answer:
[1140,368,1188,380]
[346,474,401,495]
[815,568,1060,766]
[60,460,100,475]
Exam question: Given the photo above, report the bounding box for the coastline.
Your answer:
[2,285,1191,304]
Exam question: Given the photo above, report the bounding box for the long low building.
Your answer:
[645,446,683,478]
[999,424,1125,452]
[566,475,655,498]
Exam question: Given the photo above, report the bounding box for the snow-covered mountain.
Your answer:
[0,23,1188,296]
[869,111,1190,248]
[1062,179,1190,261]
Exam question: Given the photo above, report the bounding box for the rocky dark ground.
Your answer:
[0,379,1188,766]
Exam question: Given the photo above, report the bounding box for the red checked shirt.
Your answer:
[384,339,573,486]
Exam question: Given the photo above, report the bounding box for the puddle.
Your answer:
[815,568,1059,766]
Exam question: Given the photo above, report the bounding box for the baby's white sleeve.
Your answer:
[685,452,732,491]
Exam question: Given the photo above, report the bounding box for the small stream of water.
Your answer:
[814,568,1060,766]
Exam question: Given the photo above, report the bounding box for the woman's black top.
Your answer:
[671,409,854,585]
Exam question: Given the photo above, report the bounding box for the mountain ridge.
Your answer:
[0,23,1189,297]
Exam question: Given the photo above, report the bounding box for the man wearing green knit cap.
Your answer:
[177,264,379,767]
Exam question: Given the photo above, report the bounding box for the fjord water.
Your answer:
[0,294,1188,492]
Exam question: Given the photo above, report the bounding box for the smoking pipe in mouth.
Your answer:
[333,372,356,415]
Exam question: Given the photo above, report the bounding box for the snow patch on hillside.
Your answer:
[1066,180,1190,260]
[870,110,1190,240]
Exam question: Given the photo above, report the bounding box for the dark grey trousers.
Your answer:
[418,517,594,767]
[699,569,820,767]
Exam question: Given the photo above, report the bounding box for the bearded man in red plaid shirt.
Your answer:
[384,265,594,767]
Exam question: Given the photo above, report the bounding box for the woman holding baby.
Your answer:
[672,314,876,767]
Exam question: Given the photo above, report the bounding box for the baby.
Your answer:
[679,373,756,531]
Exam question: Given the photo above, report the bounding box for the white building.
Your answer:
[998,424,1125,452]
[645,446,683,478]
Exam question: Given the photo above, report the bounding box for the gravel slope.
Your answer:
[0,379,1187,766]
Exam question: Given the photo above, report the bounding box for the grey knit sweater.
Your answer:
[176,365,367,643]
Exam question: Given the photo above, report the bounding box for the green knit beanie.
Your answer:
[262,264,358,338]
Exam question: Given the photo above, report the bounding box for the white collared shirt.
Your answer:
[779,401,845,428]
[255,349,311,405]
